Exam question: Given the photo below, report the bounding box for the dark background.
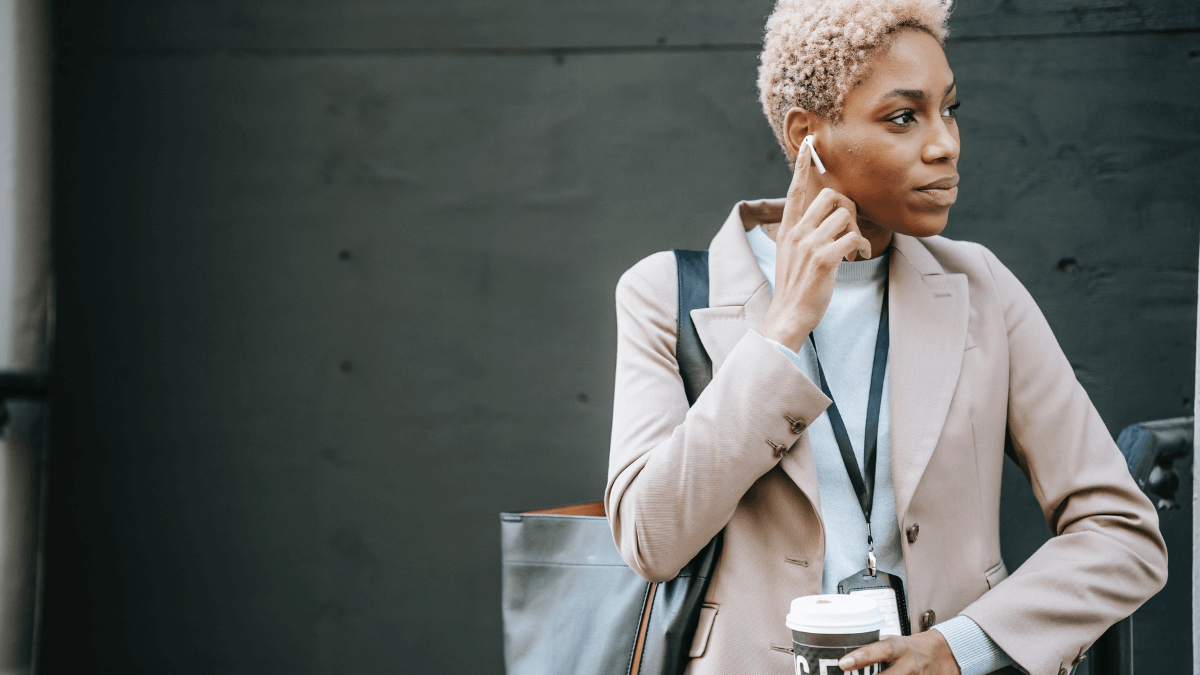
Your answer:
[43,1,1199,673]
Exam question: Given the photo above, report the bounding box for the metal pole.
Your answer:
[0,0,51,672]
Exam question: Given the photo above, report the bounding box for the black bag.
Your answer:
[501,250,722,675]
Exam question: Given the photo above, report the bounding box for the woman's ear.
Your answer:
[783,108,817,160]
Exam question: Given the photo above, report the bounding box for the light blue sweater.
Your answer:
[745,225,1013,675]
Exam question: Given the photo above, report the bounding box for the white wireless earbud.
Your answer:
[802,134,827,174]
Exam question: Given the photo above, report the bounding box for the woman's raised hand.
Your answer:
[757,142,871,352]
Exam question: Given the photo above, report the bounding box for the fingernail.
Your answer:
[839,658,854,669]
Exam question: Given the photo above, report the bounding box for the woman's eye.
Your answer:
[942,101,961,118]
[889,111,916,126]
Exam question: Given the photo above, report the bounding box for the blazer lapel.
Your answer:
[887,235,970,522]
[689,199,780,373]
[690,287,772,373]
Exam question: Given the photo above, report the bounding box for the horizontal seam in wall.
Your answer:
[55,43,762,59]
[501,561,633,567]
[945,25,1200,43]
[53,25,1200,60]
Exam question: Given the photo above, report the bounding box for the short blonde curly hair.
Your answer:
[758,0,952,161]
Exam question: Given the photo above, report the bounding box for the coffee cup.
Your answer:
[786,594,886,675]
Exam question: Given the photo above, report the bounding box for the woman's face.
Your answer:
[795,29,960,238]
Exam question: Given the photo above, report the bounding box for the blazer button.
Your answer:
[767,440,788,458]
[785,414,806,434]
[1059,668,1068,675]
[906,523,919,544]
[919,610,936,631]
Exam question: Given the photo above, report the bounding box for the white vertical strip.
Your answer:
[0,1,18,369]
[0,3,17,668]
[0,0,49,672]
[4,0,51,372]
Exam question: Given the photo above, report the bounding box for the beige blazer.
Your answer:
[606,199,1167,675]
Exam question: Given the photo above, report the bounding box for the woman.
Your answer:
[604,1,1168,675]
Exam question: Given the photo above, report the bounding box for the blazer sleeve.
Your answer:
[959,245,1168,675]
[605,252,831,581]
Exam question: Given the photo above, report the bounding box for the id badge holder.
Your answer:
[837,569,911,637]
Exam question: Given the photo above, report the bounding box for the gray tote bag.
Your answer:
[500,250,720,675]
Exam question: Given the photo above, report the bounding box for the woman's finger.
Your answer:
[778,142,813,238]
[784,200,869,263]
[811,206,863,244]
[814,205,856,233]
[827,230,871,263]
[839,637,903,672]
[820,207,870,261]
[797,188,858,235]
[778,195,845,246]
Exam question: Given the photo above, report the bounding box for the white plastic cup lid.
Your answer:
[785,594,886,634]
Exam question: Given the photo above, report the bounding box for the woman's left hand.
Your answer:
[838,631,961,675]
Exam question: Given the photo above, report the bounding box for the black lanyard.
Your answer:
[809,281,889,558]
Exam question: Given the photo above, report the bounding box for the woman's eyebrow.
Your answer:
[880,80,956,102]
[881,88,925,101]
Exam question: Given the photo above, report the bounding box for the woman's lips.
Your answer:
[913,185,958,207]
[913,175,959,207]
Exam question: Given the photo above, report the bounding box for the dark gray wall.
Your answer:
[44,1,1199,673]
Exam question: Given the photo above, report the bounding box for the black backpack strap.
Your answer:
[674,250,713,406]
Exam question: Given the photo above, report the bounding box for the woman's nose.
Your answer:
[922,120,960,164]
